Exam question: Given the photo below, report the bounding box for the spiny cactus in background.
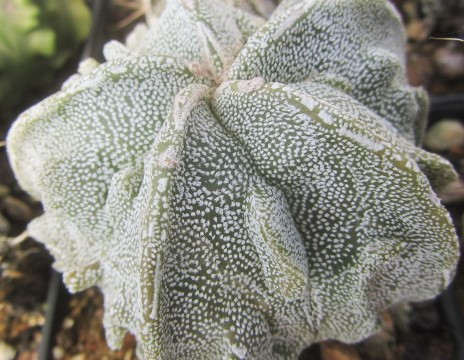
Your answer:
[0,0,91,120]
[6,0,460,358]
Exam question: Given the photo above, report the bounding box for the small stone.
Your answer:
[0,341,16,360]
[434,46,464,79]
[424,119,464,151]
[0,214,10,235]
[407,20,429,41]
[63,316,75,329]
[52,346,65,360]
[2,269,24,279]
[2,196,33,222]
[320,341,361,360]
[27,312,45,327]
[70,354,86,360]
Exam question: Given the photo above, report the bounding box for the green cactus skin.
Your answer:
[6,0,459,359]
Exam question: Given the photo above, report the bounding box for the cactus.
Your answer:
[6,0,459,358]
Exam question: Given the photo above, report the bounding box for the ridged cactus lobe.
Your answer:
[6,0,459,359]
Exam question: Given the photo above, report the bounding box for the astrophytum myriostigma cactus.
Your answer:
[6,0,460,358]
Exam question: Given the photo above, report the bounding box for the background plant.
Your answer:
[0,0,91,121]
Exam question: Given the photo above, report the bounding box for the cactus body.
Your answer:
[7,0,459,359]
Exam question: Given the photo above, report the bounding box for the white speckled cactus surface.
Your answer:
[6,0,460,358]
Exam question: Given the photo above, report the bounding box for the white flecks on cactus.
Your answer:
[229,0,427,144]
[7,55,211,286]
[6,0,459,359]
[129,0,264,78]
[225,0,278,18]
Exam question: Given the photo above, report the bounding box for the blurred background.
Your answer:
[0,0,463,359]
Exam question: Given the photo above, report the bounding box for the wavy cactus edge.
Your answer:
[6,0,460,359]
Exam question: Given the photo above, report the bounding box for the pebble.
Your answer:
[424,119,464,151]
[0,214,10,235]
[63,317,75,329]
[27,312,45,327]
[52,346,65,360]
[320,341,361,360]
[2,196,33,222]
[434,46,464,79]
[0,341,16,360]
[407,20,429,41]
[70,354,86,360]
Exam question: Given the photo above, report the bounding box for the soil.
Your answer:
[1,1,464,359]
